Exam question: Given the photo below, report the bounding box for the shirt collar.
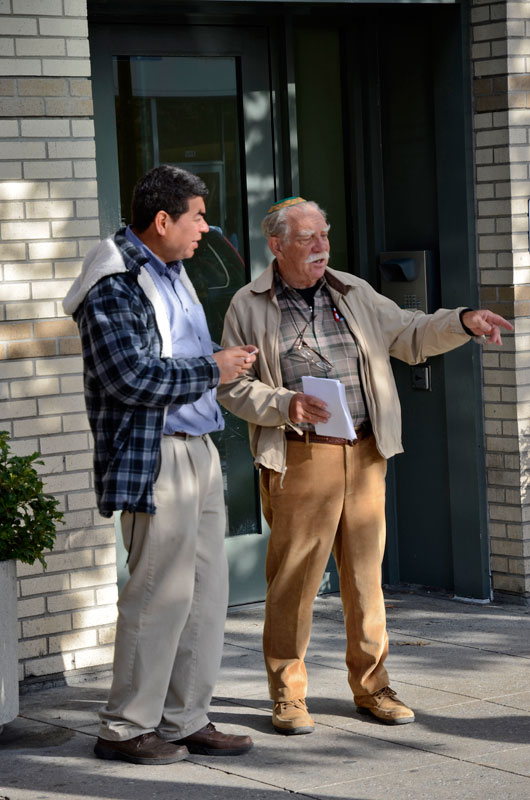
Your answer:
[273,261,325,295]
[125,225,182,278]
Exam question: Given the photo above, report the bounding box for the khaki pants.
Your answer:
[98,434,228,741]
[261,435,389,702]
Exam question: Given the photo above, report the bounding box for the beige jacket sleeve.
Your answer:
[218,297,295,428]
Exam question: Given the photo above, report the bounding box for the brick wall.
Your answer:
[0,0,118,683]
[471,0,530,599]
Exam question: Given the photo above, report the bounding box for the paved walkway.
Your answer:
[1,591,529,800]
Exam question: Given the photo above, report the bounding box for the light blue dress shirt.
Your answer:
[125,226,224,436]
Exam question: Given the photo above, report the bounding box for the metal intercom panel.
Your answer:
[379,250,436,313]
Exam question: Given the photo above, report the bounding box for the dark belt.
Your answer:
[285,422,372,447]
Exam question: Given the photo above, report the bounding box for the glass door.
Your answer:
[90,24,277,604]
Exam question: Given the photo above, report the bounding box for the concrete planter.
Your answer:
[0,559,19,731]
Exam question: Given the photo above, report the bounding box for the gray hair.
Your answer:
[261,200,327,242]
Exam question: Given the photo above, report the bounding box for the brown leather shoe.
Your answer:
[171,722,253,756]
[94,732,188,764]
[355,686,415,725]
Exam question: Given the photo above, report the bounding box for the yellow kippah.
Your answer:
[267,196,307,214]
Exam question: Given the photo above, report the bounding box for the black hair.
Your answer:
[131,165,208,232]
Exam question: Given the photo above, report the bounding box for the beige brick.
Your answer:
[0,59,42,77]
[59,337,82,356]
[65,451,92,471]
[51,219,99,238]
[45,97,93,116]
[11,377,59,398]
[483,369,517,385]
[24,160,72,180]
[6,300,56,320]
[0,162,23,179]
[2,220,49,240]
[72,645,113,670]
[70,565,117,589]
[98,626,117,646]
[0,322,32,342]
[67,489,96,509]
[0,181,48,201]
[42,58,91,78]
[54,260,82,278]
[39,432,88,454]
[0,37,15,56]
[65,0,88,13]
[96,584,118,606]
[23,651,75,678]
[73,160,96,178]
[16,37,65,57]
[34,318,78,337]
[5,263,53,281]
[47,589,94,613]
[0,282,30,302]
[0,397,36,419]
[50,179,97,198]
[17,596,46,619]
[78,238,100,256]
[36,355,81,374]
[0,98,44,116]
[66,39,90,58]
[39,17,88,37]
[489,504,523,522]
[0,17,38,35]
[49,629,98,654]
[94,546,117,567]
[61,411,89,432]
[69,527,116,549]
[28,240,77,259]
[506,489,524,505]
[71,119,94,138]
[17,77,67,96]
[0,119,18,136]
[44,470,90,494]
[21,119,71,138]
[73,605,118,629]
[14,0,63,13]
[48,140,95,160]
[477,165,511,182]
[7,339,57,358]
[32,279,73,300]
[13,416,62,437]
[69,77,91,96]
[61,506,92,526]
[22,612,72,638]
[18,638,48,660]
[75,199,99,217]
[58,375,83,394]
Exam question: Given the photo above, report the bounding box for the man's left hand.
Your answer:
[461,309,513,345]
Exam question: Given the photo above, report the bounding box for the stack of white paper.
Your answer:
[301,376,356,440]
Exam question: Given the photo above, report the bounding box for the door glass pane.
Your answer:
[113,55,259,537]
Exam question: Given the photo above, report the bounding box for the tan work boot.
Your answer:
[355,686,415,725]
[272,698,315,735]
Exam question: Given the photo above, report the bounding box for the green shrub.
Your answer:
[0,431,63,567]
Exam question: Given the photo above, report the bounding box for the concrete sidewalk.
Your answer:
[1,591,529,800]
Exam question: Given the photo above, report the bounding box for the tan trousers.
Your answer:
[98,434,228,741]
[260,435,389,702]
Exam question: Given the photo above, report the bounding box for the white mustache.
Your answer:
[305,252,328,263]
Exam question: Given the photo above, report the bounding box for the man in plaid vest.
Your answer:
[218,196,512,735]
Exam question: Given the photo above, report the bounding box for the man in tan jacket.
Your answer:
[218,196,512,736]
